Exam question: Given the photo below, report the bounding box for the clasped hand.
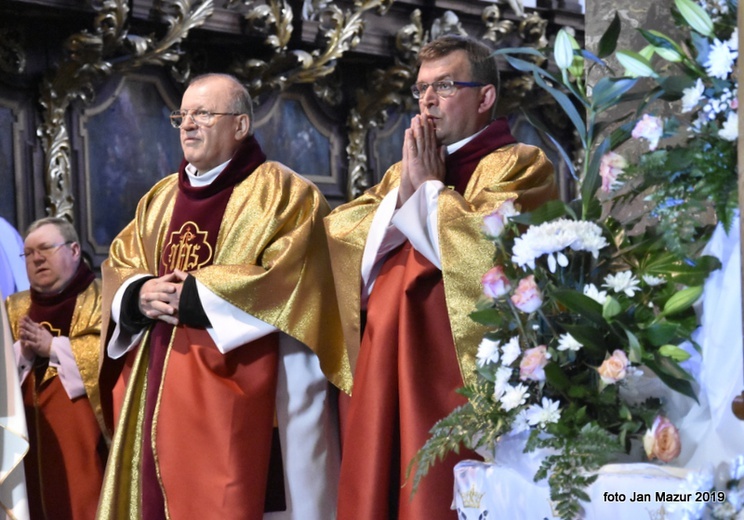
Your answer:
[138,270,188,326]
[19,315,53,358]
[397,115,446,207]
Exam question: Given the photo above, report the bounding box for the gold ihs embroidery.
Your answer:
[162,221,213,272]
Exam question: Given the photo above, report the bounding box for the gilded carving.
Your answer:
[229,0,394,98]
[37,0,214,221]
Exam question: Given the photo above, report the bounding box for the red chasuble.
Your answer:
[337,119,516,520]
[21,263,105,520]
[128,137,282,520]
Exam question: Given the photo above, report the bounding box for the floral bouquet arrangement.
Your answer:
[411,0,734,517]
[411,196,718,519]
[609,0,738,254]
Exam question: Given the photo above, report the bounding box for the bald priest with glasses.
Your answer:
[324,35,558,520]
[98,73,347,520]
[5,216,108,520]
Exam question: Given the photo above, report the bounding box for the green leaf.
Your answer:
[659,344,692,362]
[519,109,578,181]
[645,358,698,402]
[639,29,685,62]
[469,308,502,327]
[581,138,610,212]
[591,78,639,111]
[625,329,643,363]
[552,290,606,326]
[675,0,714,36]
[602,297,622,319]
[531,71,588,148]
[492,47,547,60]
[597,12,621,58]
[660,286,703,317]
[645,322,681,346]
[616,50,658,78]
[545,362,572,393]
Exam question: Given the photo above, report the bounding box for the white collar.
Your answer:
[185,159,231,187]
[446,125,489,155]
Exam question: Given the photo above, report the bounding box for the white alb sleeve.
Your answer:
[391,179,445,269]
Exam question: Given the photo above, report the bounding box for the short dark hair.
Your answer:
[418,35,500,99]
[189,73,254,134]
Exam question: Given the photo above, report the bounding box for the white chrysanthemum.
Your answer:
[583,283,608,304]
[477,338,501,367]
[705,38,737,79]
[526,397,562,428]
[500,383,529,411]
[642,274,666,286]
[511,219,608,271]
[501,336,521,366]
[557,332,583,352]
[719,110,738,141]
[493,366,513,401]
[510,410,531,435]
[681,78,705,113]
[603,271,641,297]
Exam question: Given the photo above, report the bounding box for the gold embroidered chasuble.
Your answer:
[324,143,557,390]
[6,280,106,431]
[98,161,349,519]
[101,161,350,391]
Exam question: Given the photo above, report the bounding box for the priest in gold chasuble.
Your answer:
[6,217,107,520]
[98,74,349,520]
[324,36,558,520]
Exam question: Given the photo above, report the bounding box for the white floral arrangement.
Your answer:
[411,0,736,516]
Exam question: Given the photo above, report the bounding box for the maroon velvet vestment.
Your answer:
[20,263,105,520]
[337,120,518,520]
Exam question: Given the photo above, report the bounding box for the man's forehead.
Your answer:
[25,224,62,244]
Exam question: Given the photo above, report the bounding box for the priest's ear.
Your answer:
[235,114,251,140]
[477,84,497,117]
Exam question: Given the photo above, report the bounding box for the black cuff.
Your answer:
[179,275,212,328]
[120,276,156,335]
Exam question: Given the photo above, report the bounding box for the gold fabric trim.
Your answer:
[96,330,149,520]
[324,143,557,390]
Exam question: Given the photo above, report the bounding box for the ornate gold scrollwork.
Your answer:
[37,0,214,221]
[229,0,394,98]
[345,9,422,199]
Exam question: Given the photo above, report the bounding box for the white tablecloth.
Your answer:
[453,460,691,519]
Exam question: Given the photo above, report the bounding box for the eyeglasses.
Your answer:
[21,242,72,260]
[169,110,243,128]
[410,80,486,99]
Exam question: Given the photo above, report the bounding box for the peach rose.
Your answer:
[510,275,542,313]
[643,416,681,463]
[482,266,512,299]
[598,349,629,384]
[519,345,549,382]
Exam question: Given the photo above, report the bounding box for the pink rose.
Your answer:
[597,349,629,384]
[482,266,512,299]
[519,345,549,381]
[483,199,518,238]
[631,114,664,151]
[643,416,681,463]
[599,152,627,193]
[510,275,542,313]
